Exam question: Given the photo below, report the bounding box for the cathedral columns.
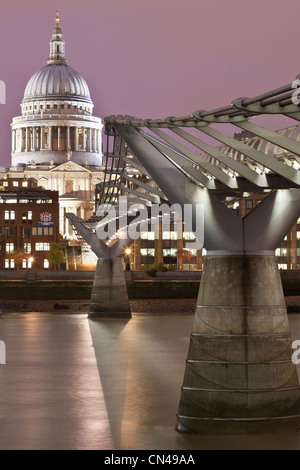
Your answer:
[83,127,86,151]
[66,126,70,151]
[89,128,92,152]
[40,126,44,150]
[75,127,79,151]
[25,127,29,152]
[48,126,52,150]
[31,127,36,151]
[93,128,97,152]
[57,126,61,151]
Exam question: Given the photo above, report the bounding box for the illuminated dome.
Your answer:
[23,64,92,104]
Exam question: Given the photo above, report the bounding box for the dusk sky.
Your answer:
[1,0,300,166]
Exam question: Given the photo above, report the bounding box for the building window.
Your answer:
[183,232,196,240]
[24,243,31,253]
[163,231,178,240]
[0,227,14,237]
[140,248,155,256]
[13,181,19,187]
[163,248,177,256]
[22,181,28,187]
[141,231,155,240]
[5,243,14,253]
[5,259,14,269]
[32,226,54,236]
[23,227,32,238]
[5,211,15,222]
[246,200,253,210]
[35,243,50,251]
[44,259,49,269]
[22,259,32,269]
[22,211,32,223]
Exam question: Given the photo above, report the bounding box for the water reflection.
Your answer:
[0,310,300,449]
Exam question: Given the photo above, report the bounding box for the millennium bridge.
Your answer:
[67,76,300,434]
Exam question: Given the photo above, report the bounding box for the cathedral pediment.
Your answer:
[49,161,91,173]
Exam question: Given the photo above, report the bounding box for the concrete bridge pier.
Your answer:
[176,252,300,434]
[89,257,131,318]
[66,212,132,319]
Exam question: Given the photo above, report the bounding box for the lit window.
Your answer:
[141,231,155,240]
[163,248,177,256]
[13,181,19,187]
[140,248,155,256]
[183,232,196,240]
[22,259,32,269]
[5,259,14,269]
[24,243,31,253]
[44,259,49,269]
[163,231,177,240]
[22,181,28,187]
[5,243,14,253]
[35,243,50,251]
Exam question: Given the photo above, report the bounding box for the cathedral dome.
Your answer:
[11,10,103,168]
[23,64,92,104]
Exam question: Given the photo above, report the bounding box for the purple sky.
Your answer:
[0,0,299,166]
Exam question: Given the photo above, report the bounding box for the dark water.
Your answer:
[0,310,300,450]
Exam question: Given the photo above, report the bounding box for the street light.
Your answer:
[125,248,131,271]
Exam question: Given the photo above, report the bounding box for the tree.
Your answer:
[5,249,32,271]
[176,249,193,263]
[46,242,66,269]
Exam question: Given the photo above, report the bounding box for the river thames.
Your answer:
[0,308,300,450]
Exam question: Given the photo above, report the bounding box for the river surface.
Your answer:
[0,309,300,450]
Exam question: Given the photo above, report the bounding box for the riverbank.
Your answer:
[0,297,299,313]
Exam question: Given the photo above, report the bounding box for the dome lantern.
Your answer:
[47,10,67,65]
